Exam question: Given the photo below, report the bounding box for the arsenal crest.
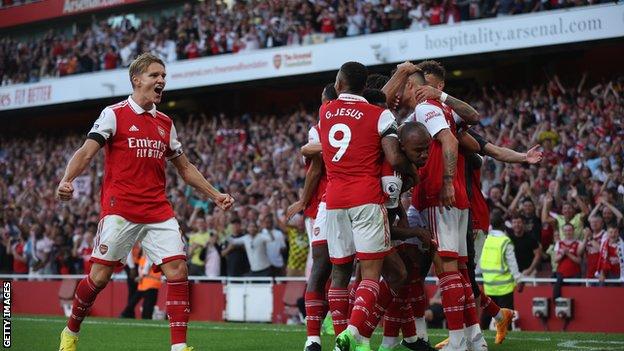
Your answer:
[99,244,109,255]
[273,54,282,69]
[158,126,166,138]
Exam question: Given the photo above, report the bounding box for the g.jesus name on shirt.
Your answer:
[324,107,365,120]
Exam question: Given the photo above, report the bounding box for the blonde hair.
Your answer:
[128,53,165,88]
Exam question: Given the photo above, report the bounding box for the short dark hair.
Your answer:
[366,73,389,90]
[490,208,505,230]
[417,60,445,81]
[399,121,429,142]
[323,83,338,100]
[339,61,368,93]
[362,88,386,106]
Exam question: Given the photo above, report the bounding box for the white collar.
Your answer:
[490,229,506,237]
[338,93,368,103]
[128,95,157,117]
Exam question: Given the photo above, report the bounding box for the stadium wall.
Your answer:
[11,280,624,333]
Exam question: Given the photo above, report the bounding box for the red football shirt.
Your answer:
[585,230,605,278]
[556,240,581,278]
[303,125,328,219]
[470,165,490,231]
[318,93,397,209]
[598,239,621,277]
[408,100,469,210]
[88,96,183,223]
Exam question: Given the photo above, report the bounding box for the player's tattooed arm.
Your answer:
[413,86,480,124]
[437,129,458,208]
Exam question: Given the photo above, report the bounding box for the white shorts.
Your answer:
[382,175,402,210]
[310,202,328,246]
[91,215,186,267]
[326,204,392,264]
[420,207,468,263]
[404,205,426,249]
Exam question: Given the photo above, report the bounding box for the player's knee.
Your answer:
[89,263,114,288]
[161,259,188,281]
[331,264,352,288]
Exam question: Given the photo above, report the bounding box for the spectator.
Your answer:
[508,215,542,276]
[202,233,221,277]
[554,223,584,279]
[275,213,308,277]
[187,215,212,276]
[11,231,29,274]
[583,216,606,278]
[597,226,623,284]
[223,218,250,277]
[221,222,273,277]
[261,214,286,276]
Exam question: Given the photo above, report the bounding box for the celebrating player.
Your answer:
[57,53,234,351]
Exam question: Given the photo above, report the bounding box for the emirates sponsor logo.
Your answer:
[128,137,167,159]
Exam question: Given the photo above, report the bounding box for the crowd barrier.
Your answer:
[3,274,622,333]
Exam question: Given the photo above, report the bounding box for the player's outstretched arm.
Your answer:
[381,136,414,178]
[483,143,543,164]
[171,153,234,210]
[57,139,101,201]
[382,61,419,109]
[286,154,323,220]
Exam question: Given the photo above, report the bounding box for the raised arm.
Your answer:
[483,143,543,164]
[414,86,480,124]
[57,139,101,201]
[382,61,419,110]
[301,142,322,158]
[171,154,234,210]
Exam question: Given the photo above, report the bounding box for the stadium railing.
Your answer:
[0,274,620,287]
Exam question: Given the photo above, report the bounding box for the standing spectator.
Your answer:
[508,215,542,277]
[276,213,308,277]
[552,223,584,298]
[583,216,606,278]
[428,0,444,25]
[221,222,273,276]
[187,216,212,276]
[121,249,162,319]
[11,232,29,274]
[317,8,336,41]
[346,7,364,36]
[262,214,286,276]
[408,0,430,30]
[543,190,590,240]
[223,218,249,277]
[480,210,523,328]
[597,225,623,284]
[28,224,53,276]
[102,45,118,70]
[203,233,221,277]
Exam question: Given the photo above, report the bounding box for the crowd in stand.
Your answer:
[0,72,622,283]
[0,0,610,85]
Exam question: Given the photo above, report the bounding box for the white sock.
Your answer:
[382,336,399,348]
[415,317,428,341]
[63,327,79,337]
[404,335,419,343]
[493,310,503,322]
[465,323,484,343]
[171,343,187,351]
[449,329,465,348]
[306,336,321,345]
[347,325,361,339]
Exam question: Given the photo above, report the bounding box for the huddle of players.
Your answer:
[290,59,542,351]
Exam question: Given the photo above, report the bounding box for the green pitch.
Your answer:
[12,315,624,351]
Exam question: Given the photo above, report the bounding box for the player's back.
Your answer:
[319,94,391,210]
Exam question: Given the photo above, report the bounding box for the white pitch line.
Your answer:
[15,316,620,345]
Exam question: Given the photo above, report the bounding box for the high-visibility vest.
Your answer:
[480,234,515,296]
[137,256,162,291]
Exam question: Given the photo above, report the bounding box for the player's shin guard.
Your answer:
[406,278,428,340]
[359,280,394,338]
[67,276,103,333]
[383,295,403,339]
[347,280,359,317]
[166,279,190,345]
[349,279,380,337]
[481,292,501,320]
[328,287,350,335]
[459,269,479,327]
[305,291,328,337]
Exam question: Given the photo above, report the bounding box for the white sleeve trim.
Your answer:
[378,109,398,137]
[308,126,320,143]
[88,107,116,140]
[167,123,183,160]
[415,103,449,138]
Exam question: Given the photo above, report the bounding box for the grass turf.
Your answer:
[12,314,624,351]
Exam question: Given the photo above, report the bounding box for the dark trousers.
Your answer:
[480,292,514,328]
[124,266,138,306]
[120,288,159,319]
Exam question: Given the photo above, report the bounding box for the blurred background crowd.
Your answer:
[0,71,622,281]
